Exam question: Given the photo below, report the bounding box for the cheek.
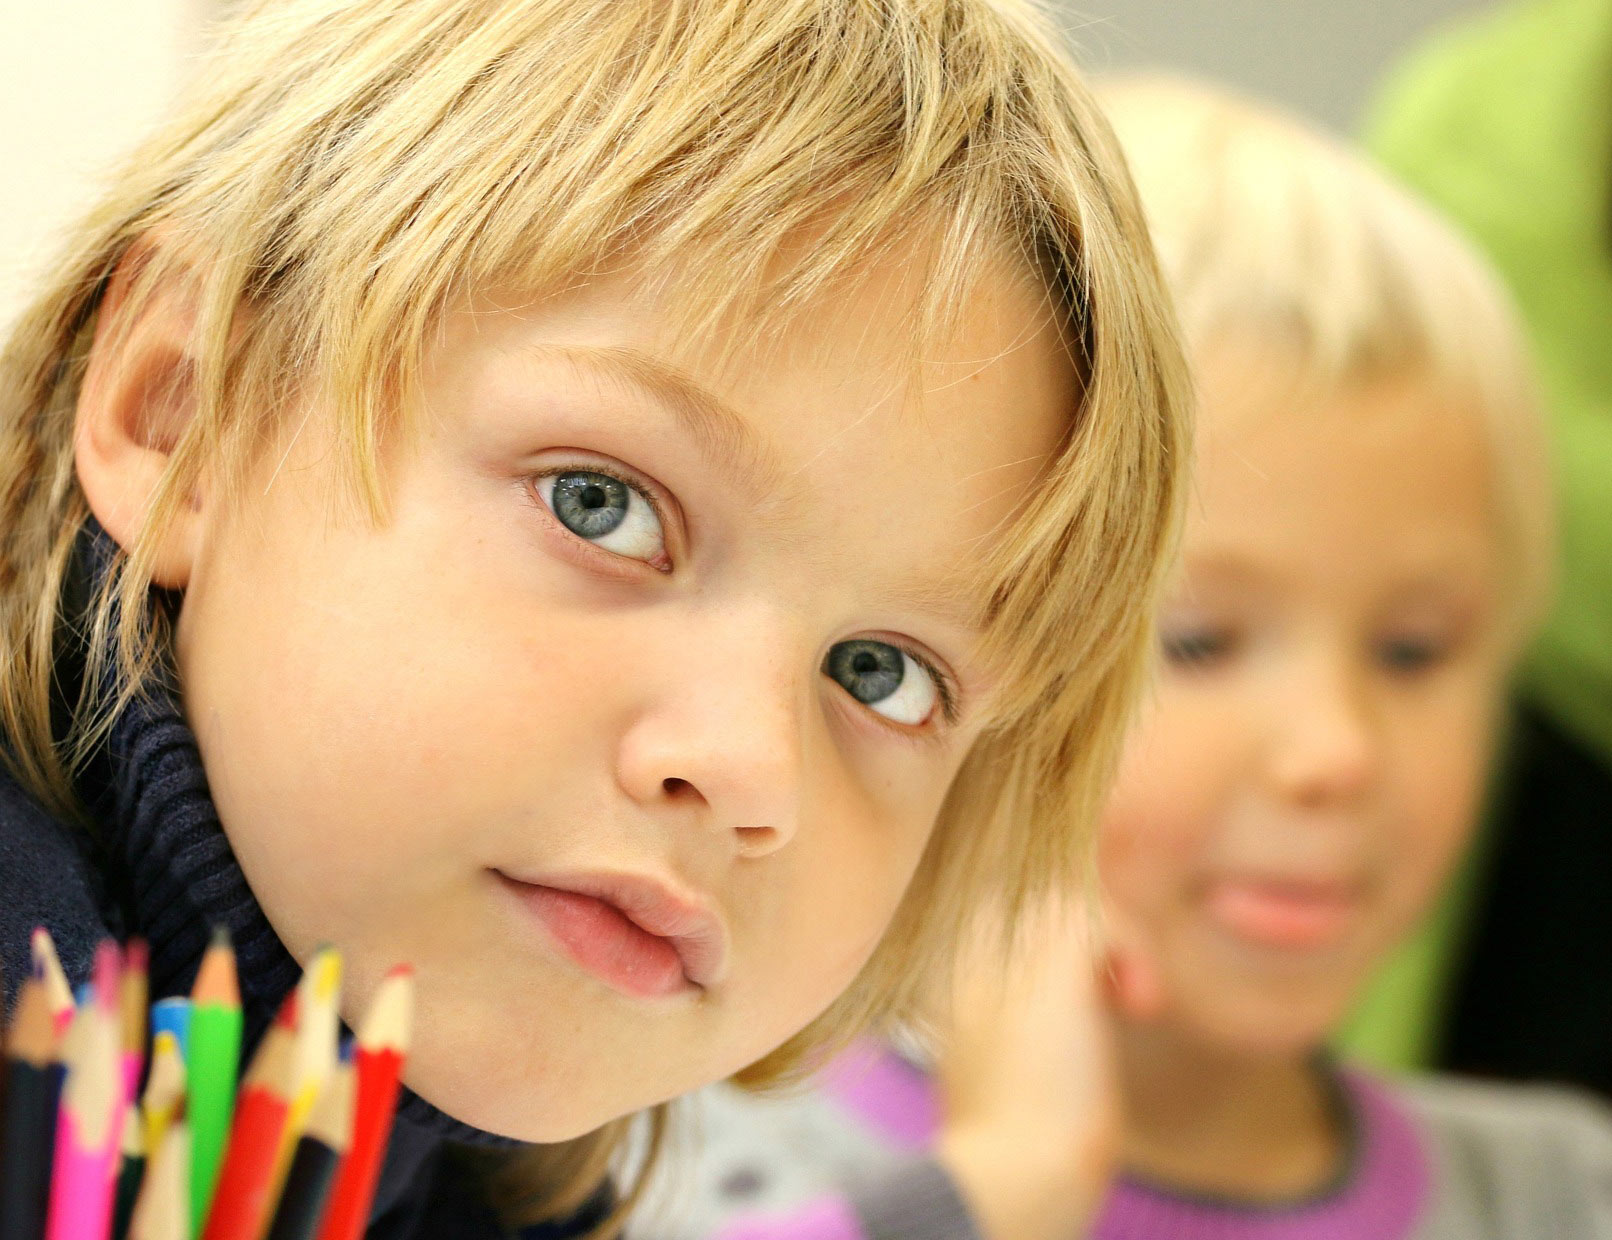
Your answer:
[1098,703,1237,916]
[744,789,942,1027]
[1387,708,1495,901]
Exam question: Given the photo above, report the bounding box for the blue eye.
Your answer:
[823,640,939,726]
[1377,636,1443,674]
[537,470,666,564]
[1161,627,1236,669]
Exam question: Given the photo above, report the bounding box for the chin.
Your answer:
[415,1068,633,1143]
[397,1040,647,1144]
[1179,978,1352,1060]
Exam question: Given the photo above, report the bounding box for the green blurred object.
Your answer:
[1368,0,1612,772]
[1337,833,1486,1070]
[1341,0,1612,1071]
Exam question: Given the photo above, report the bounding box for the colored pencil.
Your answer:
[264,1060,353,1240]
[314,968,412,1240]
[270,951,340,1197]
[141,1031,186,1160]
[89,940,134,1235]
[111,1104,147,1240]
[43,1001,120,1240]
[31,929,75,1037]
[129,1120,189,1240]
[149,1001,191,1065]
[0,978,65,1240]
[119,941,149,1106]
[198,1020,295,1240]
[90,941,120,1013]
[187,930,241,1236]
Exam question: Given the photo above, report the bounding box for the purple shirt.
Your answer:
[702,1044,1428,1240]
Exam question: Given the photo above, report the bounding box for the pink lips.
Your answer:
[1203,876,1362,951]
[496,870,728,999]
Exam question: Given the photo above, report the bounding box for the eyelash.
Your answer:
[529,462,962,732]
[884,641,961,730]
[527,462,676,571]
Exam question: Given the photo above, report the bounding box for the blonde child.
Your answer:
[629,78,1609,1240]
[0,0,1190,1234]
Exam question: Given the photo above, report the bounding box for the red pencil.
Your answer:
[313,967,413,1240]
[199,1020,296,1240]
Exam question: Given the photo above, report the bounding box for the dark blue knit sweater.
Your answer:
[0,527,610,1240]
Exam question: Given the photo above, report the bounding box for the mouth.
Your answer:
[492,868,728,1000]
[1201,875,1364,952]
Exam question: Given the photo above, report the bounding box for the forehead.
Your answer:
[1184,348,1502,593]
[451,247,1075,628]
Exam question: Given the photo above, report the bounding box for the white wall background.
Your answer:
[0,0,203,333]
[1059,0,1498,132]
[0,0,1499,335]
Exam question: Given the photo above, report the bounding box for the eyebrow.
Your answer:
[529,343,986,640]
[528,343,792,504]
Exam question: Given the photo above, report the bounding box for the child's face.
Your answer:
[171,248,1073,1139]
[1100,341,1510,1056]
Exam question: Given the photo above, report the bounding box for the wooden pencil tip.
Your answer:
[6,977,59,1065]
[32,926,75,1017]
[192,932,240,1007]
[93,939,121,1010]
[31,925,59,975]
[357,968,414,1052]
[124,938,150,975]
[274,986,300,1029]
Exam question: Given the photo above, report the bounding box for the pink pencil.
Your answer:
[119,939,150,1106]
[44,999,122,1240]
[88,939,134,1212]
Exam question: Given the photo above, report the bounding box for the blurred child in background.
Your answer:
[628,78,1612,1240]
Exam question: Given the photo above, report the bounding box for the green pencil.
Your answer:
[188,927,242,1235]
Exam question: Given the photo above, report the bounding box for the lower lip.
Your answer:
[1203,879,1361,951]
[500,878,691,999]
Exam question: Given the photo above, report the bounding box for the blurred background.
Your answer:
[0,0,1496,334]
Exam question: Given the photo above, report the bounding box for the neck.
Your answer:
[1115,1022,1345,1203]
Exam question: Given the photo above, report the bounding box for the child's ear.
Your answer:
[74,240,212,588]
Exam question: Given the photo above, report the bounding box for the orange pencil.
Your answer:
[199,1010,297,1240]
[30,928,74,1037]
[313,968,413,1240]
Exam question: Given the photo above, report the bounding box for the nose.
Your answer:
[1265,650,1380,810]
[613,610,805,859]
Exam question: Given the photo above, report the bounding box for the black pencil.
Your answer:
[0,977,65,1240]
[263,1059,353,1240]
[111,1104,147,1240]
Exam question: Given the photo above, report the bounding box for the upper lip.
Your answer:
[1204,872,1365,898]
[498,867,730,989]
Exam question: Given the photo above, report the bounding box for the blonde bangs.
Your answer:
[1099,76,1553,639]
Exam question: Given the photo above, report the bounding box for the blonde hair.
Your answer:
[1099,75,1554,637]
[0,0,1188,1225]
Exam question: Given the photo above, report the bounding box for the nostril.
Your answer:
[662,776,696,799]
[734,824,780,854]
